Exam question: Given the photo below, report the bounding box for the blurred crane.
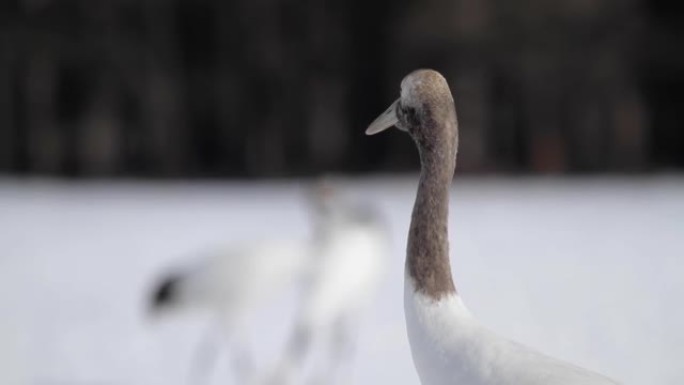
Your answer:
[268,180,390,385]
[149,236,314,384]
[148,179,389,385]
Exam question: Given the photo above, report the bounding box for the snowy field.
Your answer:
[1,176,682,385]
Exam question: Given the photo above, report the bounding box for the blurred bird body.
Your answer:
[273,187,390,385]
[153,239,313,326]
[150,237,314,383]
[303,204,388,330]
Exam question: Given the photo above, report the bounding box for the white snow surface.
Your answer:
[0,176,683,385]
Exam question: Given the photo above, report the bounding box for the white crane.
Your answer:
[268,180,389,385]
[365,69,619,385]
[149,236,314,384]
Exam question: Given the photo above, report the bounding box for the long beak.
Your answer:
[365,99,399,135]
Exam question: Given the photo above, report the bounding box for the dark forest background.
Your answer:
[0,0,682,178]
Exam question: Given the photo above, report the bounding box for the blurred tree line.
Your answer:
[0,0,682,177]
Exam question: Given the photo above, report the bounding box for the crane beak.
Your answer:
[365,99,399,135]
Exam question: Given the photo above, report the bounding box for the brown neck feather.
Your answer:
[406,108,458,299]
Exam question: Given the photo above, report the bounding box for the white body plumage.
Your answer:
[404,278,618,385]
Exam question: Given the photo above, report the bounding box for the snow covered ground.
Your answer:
[0,176,682,385]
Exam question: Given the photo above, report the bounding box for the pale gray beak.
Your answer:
[365,99,400,135]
